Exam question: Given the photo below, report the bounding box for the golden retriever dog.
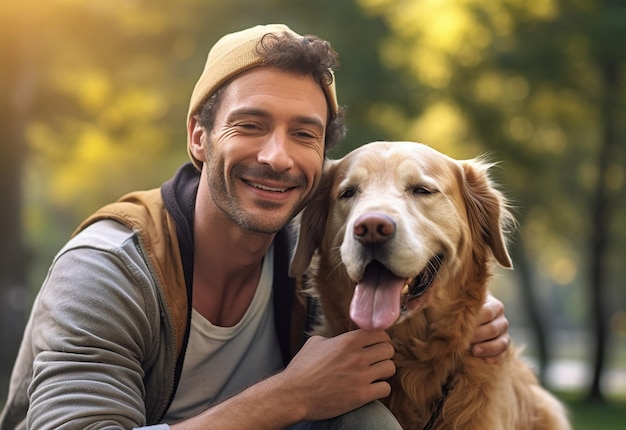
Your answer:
[290,141,570,429]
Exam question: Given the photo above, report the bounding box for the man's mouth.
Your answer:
[244,179,291,193]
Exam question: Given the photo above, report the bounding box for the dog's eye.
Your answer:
[412,186,435,195]
[339,188,357,199]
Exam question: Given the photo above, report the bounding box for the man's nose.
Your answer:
[257,132,294,171]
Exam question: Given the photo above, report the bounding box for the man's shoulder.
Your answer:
[67,218,137,251]
[72,188,165,238]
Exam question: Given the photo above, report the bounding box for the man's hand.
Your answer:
[281,329,396,422]
[471,293,510,363]
[171,329,395,430]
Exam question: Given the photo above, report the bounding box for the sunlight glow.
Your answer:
[548,257,578,285]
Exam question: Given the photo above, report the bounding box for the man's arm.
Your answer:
[171,330,396,430]
[175,295,511,430]
[27,245,158,430]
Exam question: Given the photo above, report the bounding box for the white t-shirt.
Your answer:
[163,246,284,423]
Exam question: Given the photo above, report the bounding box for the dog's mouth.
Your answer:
[349,255,443,331]
[400,255,443,313]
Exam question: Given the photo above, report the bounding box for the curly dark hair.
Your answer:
[196,31,347,153]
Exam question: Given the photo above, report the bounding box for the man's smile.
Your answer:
[243,179,292,193]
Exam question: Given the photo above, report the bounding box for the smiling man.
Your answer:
[0,24,511,430]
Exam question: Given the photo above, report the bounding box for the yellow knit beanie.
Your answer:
[187,24,339,170]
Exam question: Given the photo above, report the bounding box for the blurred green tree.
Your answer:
[0,3,33,388]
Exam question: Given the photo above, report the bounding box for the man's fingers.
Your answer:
[471,333,511,360]
[369,357,396,380]
[369,380,392,399]
[477,293,505,325]
[363,338,395,360]
[471,312,509,344]
[349,328,392,347]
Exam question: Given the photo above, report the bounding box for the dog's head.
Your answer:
[290,141,513,331]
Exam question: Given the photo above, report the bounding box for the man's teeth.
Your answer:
[249,182,288,192]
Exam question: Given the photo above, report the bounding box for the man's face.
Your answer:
[198,66,328,234]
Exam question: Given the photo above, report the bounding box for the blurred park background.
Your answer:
[1,0,624,427]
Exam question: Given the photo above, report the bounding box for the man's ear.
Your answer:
[188,116,207,164]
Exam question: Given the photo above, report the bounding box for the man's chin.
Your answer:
[227,194,307,234]
[236,212,293,234]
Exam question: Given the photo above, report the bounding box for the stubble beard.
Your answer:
[205,155,310,234]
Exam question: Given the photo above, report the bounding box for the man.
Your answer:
[0,24,510,429]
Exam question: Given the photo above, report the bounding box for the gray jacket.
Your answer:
[0,164,307,429]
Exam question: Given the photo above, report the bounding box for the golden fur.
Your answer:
[290,141,570,429]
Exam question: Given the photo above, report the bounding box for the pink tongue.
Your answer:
[350,262,405,330]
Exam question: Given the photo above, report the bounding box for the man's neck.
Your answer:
[191,189,275,327]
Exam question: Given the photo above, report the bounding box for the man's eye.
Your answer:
[294,131,318,140]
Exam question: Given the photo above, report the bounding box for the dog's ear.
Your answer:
[289,159,339,277]
[461,160,514,269]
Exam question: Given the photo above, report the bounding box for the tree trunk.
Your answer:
[586,57,620,403]
[511,237,549,384]
[0,13,34,394]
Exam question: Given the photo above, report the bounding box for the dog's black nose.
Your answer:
[353,213,396,244]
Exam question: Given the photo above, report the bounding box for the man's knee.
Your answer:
[329,401,402,430]
[287,401,401,430]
